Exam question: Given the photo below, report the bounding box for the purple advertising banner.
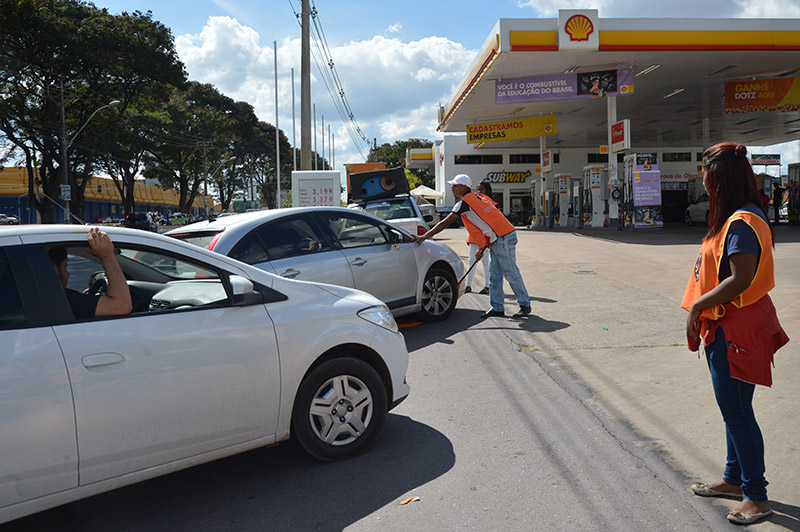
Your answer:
[632,171,662,206]
[632,170,663,228]
[496,68,635,105]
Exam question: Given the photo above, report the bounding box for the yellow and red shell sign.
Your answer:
[724,77,800,113]
[565,15,594,42]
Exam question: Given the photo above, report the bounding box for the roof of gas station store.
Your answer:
[437,15,800,151]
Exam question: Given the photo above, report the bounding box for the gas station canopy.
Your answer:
[438,13,800,150]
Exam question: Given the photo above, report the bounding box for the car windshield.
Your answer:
[360,198,415,221]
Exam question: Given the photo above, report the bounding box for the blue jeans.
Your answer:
[488,231,530,311]
[706,326,768,501]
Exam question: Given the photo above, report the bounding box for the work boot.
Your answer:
[512,306,531,318]
[480,308,505,319]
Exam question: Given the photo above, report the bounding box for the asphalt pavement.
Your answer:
[424,223,800,531]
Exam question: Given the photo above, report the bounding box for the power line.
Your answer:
[288,0,370,161]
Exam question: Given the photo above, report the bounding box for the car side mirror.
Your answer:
[230,275,264,306]
[423,214,434,222]
[388,229,404,244]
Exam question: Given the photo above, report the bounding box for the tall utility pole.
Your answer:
[291,67,297,171]
[321,114,325,170]
[300,0,311,170]
[59,80,70,224]
[274,40,281,207]
[313,103,317,170]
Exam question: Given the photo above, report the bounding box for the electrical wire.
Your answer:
[287,0,370,160]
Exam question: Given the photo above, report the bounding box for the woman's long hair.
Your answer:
[478,181,493,199]
[702,142,773,245]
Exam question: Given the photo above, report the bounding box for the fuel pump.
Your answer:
[582,165,608,227]
[568,177,583,227]
[554,173,571,226]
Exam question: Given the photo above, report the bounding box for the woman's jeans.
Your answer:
[488,231,530,311]
[706,326,768,501]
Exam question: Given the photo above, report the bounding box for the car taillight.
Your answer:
[207,233,222,251]
[417,225,426,236]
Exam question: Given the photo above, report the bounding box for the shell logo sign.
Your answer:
[565,15,593,41]
[558,9,599,51]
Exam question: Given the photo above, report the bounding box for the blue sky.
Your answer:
[90,0,800,172]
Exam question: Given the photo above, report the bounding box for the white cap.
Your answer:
[447,174,472,187]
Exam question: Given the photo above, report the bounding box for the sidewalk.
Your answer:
[434,225,800,529]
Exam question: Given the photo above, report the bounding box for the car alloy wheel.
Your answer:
[420,267,457,321]
[684,210,694,226]
[292,357,387,461]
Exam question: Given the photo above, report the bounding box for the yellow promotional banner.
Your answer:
[724,77,800,113]
[466,115,557,144]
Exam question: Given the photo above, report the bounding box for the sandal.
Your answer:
[727,509,772,524]
[690,482,743,500]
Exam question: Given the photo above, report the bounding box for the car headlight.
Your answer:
[358,305,399,333]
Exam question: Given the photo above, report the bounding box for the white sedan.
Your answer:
[684,194,709,226]
[167,207,464,322]
[0,225,409,524]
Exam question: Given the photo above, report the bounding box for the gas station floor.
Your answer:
[431,224,800,530]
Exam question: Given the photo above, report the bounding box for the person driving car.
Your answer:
[47,227,132,319]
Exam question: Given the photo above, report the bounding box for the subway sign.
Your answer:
[486,170,532,183]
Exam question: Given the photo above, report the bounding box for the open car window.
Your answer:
[48,243,231,319]
[119,249,219,280]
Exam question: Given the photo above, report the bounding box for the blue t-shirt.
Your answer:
[719,205,767,281]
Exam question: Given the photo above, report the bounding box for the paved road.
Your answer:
[3,224,797,531]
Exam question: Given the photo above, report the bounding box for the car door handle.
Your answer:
[82,353,125,368]
[280,268,301,278]
[351,258,367,267]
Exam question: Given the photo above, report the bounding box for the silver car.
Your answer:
[0,225,409,523]
[684,194,709,226]
[349,194,434,236]
[167,207,464,321]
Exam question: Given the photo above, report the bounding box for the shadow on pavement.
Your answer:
[768,500,800,529]
[1,415,454,532]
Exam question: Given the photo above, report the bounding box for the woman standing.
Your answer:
[682,143,789,525]
[464,181,493,294]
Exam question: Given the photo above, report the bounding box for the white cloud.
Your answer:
[176,18,475,166]
[737,0,800,17]
[386,23,403,34]
[174,11,799,172]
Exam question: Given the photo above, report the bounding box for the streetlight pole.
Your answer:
[60,91,120,224]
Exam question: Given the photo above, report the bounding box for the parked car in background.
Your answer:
[0,213,19,225]
[414,197,437,224]
[167,206,464,321]
[684,193,709,226]
[0,224,409,524]
[436,205,463,227]
[124,211,158,232]
[349,194,433,236]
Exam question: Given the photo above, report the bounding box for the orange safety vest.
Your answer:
[460,192,515,248]
[463,193,496,246]
[681,210,774,323]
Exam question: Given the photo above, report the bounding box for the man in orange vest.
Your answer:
[415,174,531,319]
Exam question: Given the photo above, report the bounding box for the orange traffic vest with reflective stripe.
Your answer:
[464,193,497,246]
[681,210,774,323]
[460,192,515,245]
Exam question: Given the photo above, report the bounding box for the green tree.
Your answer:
[0,0,186,222]
[143,82,236,214]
